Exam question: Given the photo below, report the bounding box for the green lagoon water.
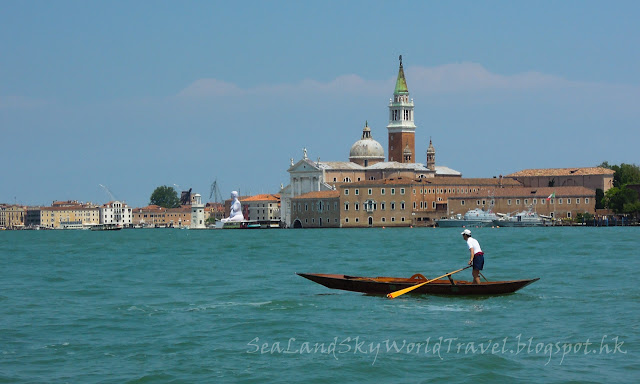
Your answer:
[1,227,638,383]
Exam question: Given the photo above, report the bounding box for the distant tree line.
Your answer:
[598,162,640,215]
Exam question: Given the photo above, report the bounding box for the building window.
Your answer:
[381,188,385,195]
[305,204,308,211]
[365,200,375,213]
[524,199,528,205]
[567,212,572,218]
[567,198,571,204]
[401,217,405,222]
[477,200,481,206]
[355,203,359,211]
[516,199,520,205]
[432,202,436,209]
[344,189,349,195]
[344,203,349,211]
[381,202,386,210]
[391,188,395,195]
[558,198,563,204]
[585,198,589,204]
[391,217,395,222]
[401,202,405,210]
[391,202,396,210]
[355,218,359,223]
[343,177,351,182]
[533,199,537,205]
[368,188,372,195]
[576,198,580,204]
[413,189,416,194]
[345,217,349,223]
[355,189,359,195]
[461,200,465,206]
[541,199,545,205]
[508,199,512,205]
[400,188,405,195]
[381,217,386,222]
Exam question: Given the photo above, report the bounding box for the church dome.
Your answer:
[349,122,385,166]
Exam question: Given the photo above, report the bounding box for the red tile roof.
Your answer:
[241,193,280,202]
[294,190,340,199]
[507,167,614,177]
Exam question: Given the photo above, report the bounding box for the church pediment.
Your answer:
[288,158,322,173]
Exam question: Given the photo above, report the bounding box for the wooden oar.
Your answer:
[479,271,489,282]
[387,266,471,299]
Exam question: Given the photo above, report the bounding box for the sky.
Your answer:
[1,0,639,208]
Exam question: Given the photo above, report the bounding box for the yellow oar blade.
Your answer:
[386,266,471,299]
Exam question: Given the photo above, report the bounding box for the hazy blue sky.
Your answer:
[2,1,638,207]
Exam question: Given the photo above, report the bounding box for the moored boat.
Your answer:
[214,220,261,229]
[493,208,549,227]
[436,208,499,228]
[297,273,538,296]
[90,224,123,231]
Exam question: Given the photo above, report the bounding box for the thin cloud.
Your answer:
[176,78,243,98]
[173,62,639,114]
[407,62,570,93]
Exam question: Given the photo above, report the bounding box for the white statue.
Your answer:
[221,191,244,222]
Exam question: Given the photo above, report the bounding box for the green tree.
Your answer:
[624,201,640,216]
[150,185,181,208]
[604,186,638,213]
[614,163,640,187]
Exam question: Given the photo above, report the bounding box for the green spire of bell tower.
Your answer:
[394,55,409,95]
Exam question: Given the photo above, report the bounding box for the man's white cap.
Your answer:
[461,229,471,236]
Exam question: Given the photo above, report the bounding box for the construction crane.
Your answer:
[209,179,223,203]
[99,184,117,201]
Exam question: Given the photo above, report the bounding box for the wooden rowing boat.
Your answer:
[297,273,539,296]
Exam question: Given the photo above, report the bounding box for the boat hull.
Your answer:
[214,220,261,229]
[297,273,539,296]
[435,219,493,228]
[493,219,546,227]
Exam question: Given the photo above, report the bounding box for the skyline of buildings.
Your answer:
[1,58,621,229]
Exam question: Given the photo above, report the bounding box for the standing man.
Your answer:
[461,229,484,284]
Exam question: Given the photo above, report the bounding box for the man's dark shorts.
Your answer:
[473,252,484,271]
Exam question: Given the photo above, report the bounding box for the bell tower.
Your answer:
[387,55,416,163]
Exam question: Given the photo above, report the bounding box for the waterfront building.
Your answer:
[31,201,100,229]
[100,201,132,227]
[340,178,416,228]
[446,186,596,220]
[132,205,192,228]
[0,205,25,229]
[507,167,615,193]
[242,194,281,222]
[290,191,340,228]
[338,176,522,227]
